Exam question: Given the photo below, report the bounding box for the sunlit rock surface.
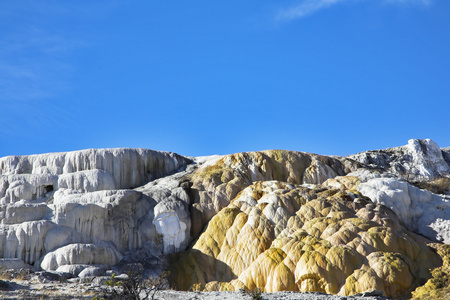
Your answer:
[40,243,122,271]
[358,178,450,244]
[170,181,440,298]
[0,148,192,269]
[1,140,450,299]
[348,139,450,181]
[184,150,361,238]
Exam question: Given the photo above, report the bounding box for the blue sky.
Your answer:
[0,0,449,158]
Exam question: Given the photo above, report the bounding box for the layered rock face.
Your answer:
[1,139,450,299]
[0,148,192,271]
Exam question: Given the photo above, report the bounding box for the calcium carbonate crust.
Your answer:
[0,139,449,299]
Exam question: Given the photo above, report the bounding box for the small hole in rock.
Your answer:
[44,185,54,193]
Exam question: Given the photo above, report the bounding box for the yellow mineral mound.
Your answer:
[186,150,361,237]
[412,243,450,299]
[171,181,441,299]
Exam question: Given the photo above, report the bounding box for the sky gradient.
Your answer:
[1,0,449,158]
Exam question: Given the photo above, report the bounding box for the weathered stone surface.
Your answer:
[153,200,189,254]
[186,150,361,238]
[348,139,450,181]
[0,258,33,270]
[0,148,193,269]
[77,265,107,278]
[442,147,450,166]
[358,178,450,243]
[0,148,191,189]
[57,169,116,193]
[0,220,56,265]
[55,264,92,277]
[40,243,122,271]
[170,181,440,298]
[0,174,58,204]
[1,141,450,299]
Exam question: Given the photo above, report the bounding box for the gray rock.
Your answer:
[36,271,68,283]
[348,139,450,181]
[41,244,122,271]
[78,266,107,278]
[0,258,33,270]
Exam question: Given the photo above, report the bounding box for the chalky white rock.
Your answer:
[0,140,449,283]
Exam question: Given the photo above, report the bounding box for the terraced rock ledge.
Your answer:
[1,139,450,299]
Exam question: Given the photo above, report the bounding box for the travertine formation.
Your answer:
[358,177,450,244]
[184,150,360,237]
[169,140,450,298]
[348,139,450,181]
[0,148,192,271]
[170,175,441,298]
[1,139,450,299]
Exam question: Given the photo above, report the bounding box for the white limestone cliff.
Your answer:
[1,139,450,294]
[57,170,116,193]
[358,177,450,243]
[0,148,190,189]
[406,139,450,179]
[0,174,58,204]
[0,148,193,270]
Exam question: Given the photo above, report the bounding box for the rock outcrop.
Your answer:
[170,180,440,298]
[40,243,123,271]
[358,177,450,244]
[0,148,192,271]
[1,139,450,299]
[167,140,450,298]
[184,150,360,238]
[348,139,450,181]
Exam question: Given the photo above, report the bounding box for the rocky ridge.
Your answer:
[0,139,449,299]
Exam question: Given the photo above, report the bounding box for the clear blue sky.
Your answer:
[1,0,449,158]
